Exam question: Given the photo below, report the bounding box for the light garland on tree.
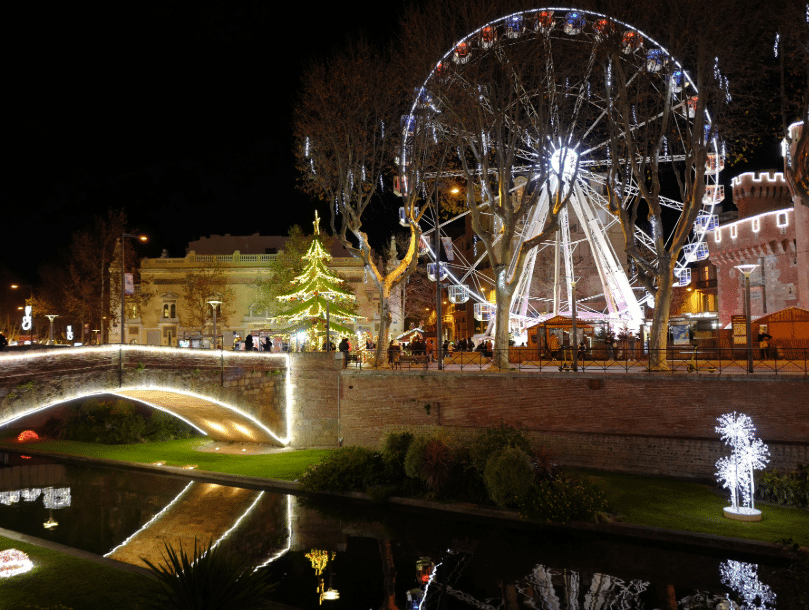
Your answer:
[715,412,770,521]
[273,218,363,348]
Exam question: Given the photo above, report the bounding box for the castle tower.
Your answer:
[709,171,808,328]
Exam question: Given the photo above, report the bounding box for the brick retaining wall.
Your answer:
[309,369,809,478]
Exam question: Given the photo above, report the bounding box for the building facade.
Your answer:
[709,171,809,328]
[111,234,397,348]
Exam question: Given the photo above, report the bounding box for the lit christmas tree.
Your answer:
[273,212,363,349]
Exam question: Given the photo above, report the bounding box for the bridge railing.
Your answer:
[343,347,809,376]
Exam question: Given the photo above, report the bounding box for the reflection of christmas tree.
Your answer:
[273,215,362,348]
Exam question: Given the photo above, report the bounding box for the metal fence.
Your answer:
[346,346,809,376]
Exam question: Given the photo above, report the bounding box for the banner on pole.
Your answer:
[441,237,454,261]
[124,273,135,296]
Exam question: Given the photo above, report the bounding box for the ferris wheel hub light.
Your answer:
[550,148,579,182]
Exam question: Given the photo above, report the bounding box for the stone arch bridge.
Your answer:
[0,346,341,447]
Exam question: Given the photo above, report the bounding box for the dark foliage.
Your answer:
[299,446,380,492]
[518,477,610,524]
[139,538,276,609]
[756,465,809,508]
[44,398,196,444]
[469,422,532,473]
[484,447,535,508]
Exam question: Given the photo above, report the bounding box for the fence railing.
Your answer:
[344,346,809,376]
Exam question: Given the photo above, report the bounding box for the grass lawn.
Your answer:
[0,535,148,610]
[0,437,333,481]
[570,468,809,547]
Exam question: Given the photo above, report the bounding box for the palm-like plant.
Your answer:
[140,538,276,610]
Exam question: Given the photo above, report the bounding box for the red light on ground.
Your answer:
[17,430,39,442]
[21,456,32,460]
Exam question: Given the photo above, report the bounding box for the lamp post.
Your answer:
[207,299,222,349]
[735,264,759,374]
[120,233,147,345]
[11,284,34,342]
[46,315,59,345]
[570,281,578,372]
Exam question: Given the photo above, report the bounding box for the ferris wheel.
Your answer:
[399,8,724,336]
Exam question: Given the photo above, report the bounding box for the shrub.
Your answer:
[421,438,453,494]
[756,465,809,508]
[484,447,535,507]
[403,436,431,480]
[531,446,558,481]
[299,446,379,492]
[470,423,532,473]
[380,432,414,481]
[518,478,610,524]
[140,538,276,609]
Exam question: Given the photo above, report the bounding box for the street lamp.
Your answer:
[207,299,222,349]
[46,315,59,345]
[734,264,759,374]
[570,280,578,372]
[11,284,34,342]
[120,233,147,345]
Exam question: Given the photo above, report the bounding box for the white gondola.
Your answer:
[694,214,718,234]
[479,25,496,48]
[593,18,613,42]
[703,184,725,205]
[622,30,643,54]
[427,262,448,282]
[674,267,691,287]
[706,153,725,173]
[453,41,470,64]
[398,207,409,227]
[505,15,523,38]
[474,302,496,321]
[563,11,585,35]
[683,242,709,262]
[646,49,664,73]
[534,10,555,33]
[418,236,429,257]
[670,70,684,93]
[448,285,470,304]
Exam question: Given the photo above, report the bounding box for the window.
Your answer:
[162,303,176,319]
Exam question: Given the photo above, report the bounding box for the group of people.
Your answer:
[240,334,274,352]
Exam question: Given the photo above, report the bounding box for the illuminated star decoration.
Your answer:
[719,559,776,610]
[715,412,770,512]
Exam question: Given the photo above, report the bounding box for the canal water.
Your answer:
[0,451,805,609]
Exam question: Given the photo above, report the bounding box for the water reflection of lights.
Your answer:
[720,560,776,610]
[104,482,195,558]
[0,346,294,445]
[0,487,70,508]
[209,491,265,553]
[253,495,293,570]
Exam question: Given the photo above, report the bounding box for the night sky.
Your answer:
[3,1,408,284]
[2,1,784,286]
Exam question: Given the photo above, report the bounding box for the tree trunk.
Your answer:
[648,264,675,371]
[374,286,393,368]
[491,267,512,369]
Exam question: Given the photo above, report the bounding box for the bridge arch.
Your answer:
[0,346,293,445]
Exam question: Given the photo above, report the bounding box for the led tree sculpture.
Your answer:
[715,412,770,521]
[719,560,776,610]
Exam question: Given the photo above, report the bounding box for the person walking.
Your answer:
[0,332,8,351]
[339,337,350,368]
[548,333,560,361]
[245,333,254,351]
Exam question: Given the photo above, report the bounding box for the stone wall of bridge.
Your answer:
[0,347,288,442]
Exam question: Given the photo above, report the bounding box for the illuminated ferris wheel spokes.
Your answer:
[402,8,722,332]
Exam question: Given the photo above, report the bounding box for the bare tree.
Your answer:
[181,263,235,336]
[400,0,592,368]
[773,1,808,206]
[596,0,763,368]
[294,39,431,365]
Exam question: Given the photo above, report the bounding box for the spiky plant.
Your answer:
[139,538,276,610]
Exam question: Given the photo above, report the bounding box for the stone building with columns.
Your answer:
[112,233,399,348]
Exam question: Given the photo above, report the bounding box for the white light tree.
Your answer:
[715,412,770,516]
[719,560,776,610]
